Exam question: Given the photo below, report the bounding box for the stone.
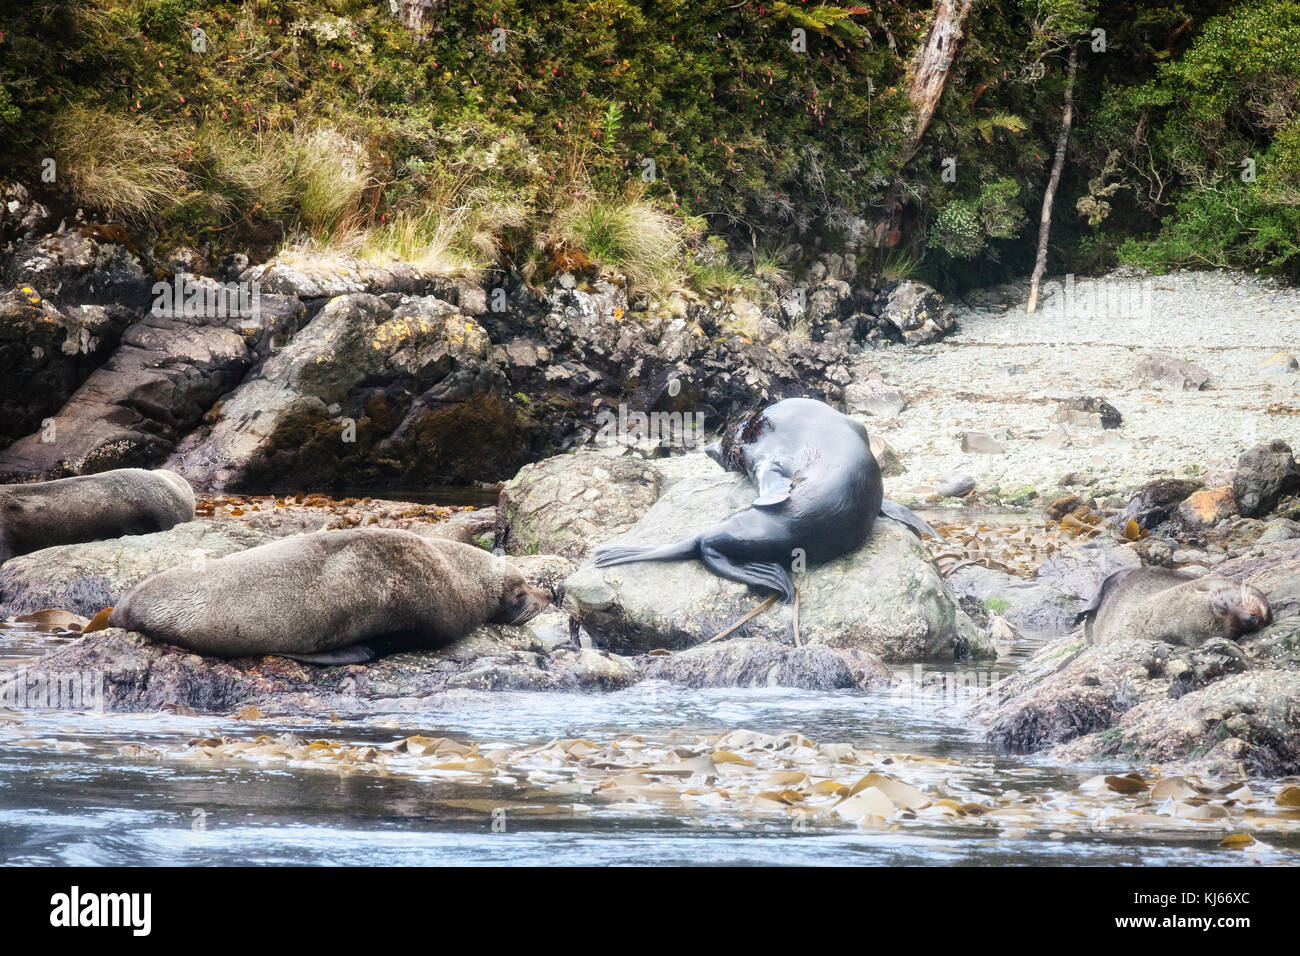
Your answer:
[933,473,977,498]
[1260,352,1299,375]
[844,378,907,418]
[1134,353,1211,390]
[961,431,1005,455]
[639,638,892,691]
[881,280,957,345]
[1116,478,1202,531]
[1175,486,1237,531]
[1051,396,1122,430]
[497,452,663,559]
[1233,440,1300,518]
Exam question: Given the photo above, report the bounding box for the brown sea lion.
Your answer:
[1077,566,1272,647]
[108,528,559,663]
[0,468,195,564]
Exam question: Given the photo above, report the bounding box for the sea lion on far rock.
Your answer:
[0,469,195,564]
[109,528,559,663]
[592,398,936,604]
[1077,566,1272,648]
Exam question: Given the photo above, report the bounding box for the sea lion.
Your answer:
[0,468,195,564]
[592,397,936,604]
[108,528,559,663]
[1077,566,1272,648]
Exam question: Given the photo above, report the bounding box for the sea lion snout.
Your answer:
[1211,582,1272,637]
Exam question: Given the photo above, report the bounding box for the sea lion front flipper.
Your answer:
[751,462,794,508]
[280,645,376,666]
[879,499,939,539]
[699,544,796,604]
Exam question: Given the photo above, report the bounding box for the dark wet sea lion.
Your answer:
[0,468,195,564]
[592,397,936,604]
[109,529,558,662]
[1078,566,1271,647]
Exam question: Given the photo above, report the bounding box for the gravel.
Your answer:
[859,270,1300,502]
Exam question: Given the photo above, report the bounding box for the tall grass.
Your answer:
[53,107,191,221]
[552,188,688,290]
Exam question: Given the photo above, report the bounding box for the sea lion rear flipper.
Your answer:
[879,499,939,539]
[751,462,793,508]
[700,544,796,604]
[1073,567,1140,628]
[592,538,698,567]
[280,645,375,666]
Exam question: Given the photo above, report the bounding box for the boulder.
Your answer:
[563,472,990,660]
[0,287,307,481]
[165,293,529,491]
[0,521,275,617]
[1233,440,1300,518]
[1175,486,1237,531]
[1033,538,1141,600]
[639,638,892,691]
[239,251,453,300]
[1134,353,1210,390]
[880,280,956,345]
[961,431,1005,455]
[3,224,152,309]
[496,452,663,559]
[0,288,135,447]
[844,377,907,418]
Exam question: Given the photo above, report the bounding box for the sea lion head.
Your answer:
[492,565,560,626]
[1204,579,1272,638]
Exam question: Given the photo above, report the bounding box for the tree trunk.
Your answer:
[1026,43,1078,315]
[900,0,980,163]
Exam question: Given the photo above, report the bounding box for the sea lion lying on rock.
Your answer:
[109,528,560,663]
[592,397,935,604]
[1078,566,1272,648]
[0,468,195,564]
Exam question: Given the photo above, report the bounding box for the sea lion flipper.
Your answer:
[751,462,793,507]
[879,499,939,539]
[699,544,796,604]
[593,538,698,567]
[280,645,376,666]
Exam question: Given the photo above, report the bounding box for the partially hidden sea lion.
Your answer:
[1077,566,1272,648]
[592,397,936,604]
[108,528,559,663]
[0,468,195,564]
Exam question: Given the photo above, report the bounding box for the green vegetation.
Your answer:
[2,0,1298,289]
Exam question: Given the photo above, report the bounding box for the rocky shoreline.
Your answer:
[3,191,1300,779]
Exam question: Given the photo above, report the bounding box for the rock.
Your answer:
[0,287,135,446]
[0,288,307,482]
[1260,352,1299,375]
[844,378,907,418]
[1116,478,1202,531]
[239,252,452,300]
[881,280,957,345]
[977,635,1251,754]
[1233,440,1300,518]
[1052,670,1300,776]
[564,470,990,660]
[1043,494,1085,522]
[20,623,640,714]
[1038,426,1072,449]
[945,564,1083,634]
[1175,486,1237,531]
[1051,396,1122,430]
[4,224,152,310]
[165,293,527,491]
[497,452,663,559]
[868,434,903,478]
[1134,353,1210,390]
[1033,539,1142,601]
[961,431,1005,455]
[933,473,976,498]
[0,521,275,617]
[639,638,892,690]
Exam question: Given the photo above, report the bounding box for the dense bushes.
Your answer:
[1,1,1298,286]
